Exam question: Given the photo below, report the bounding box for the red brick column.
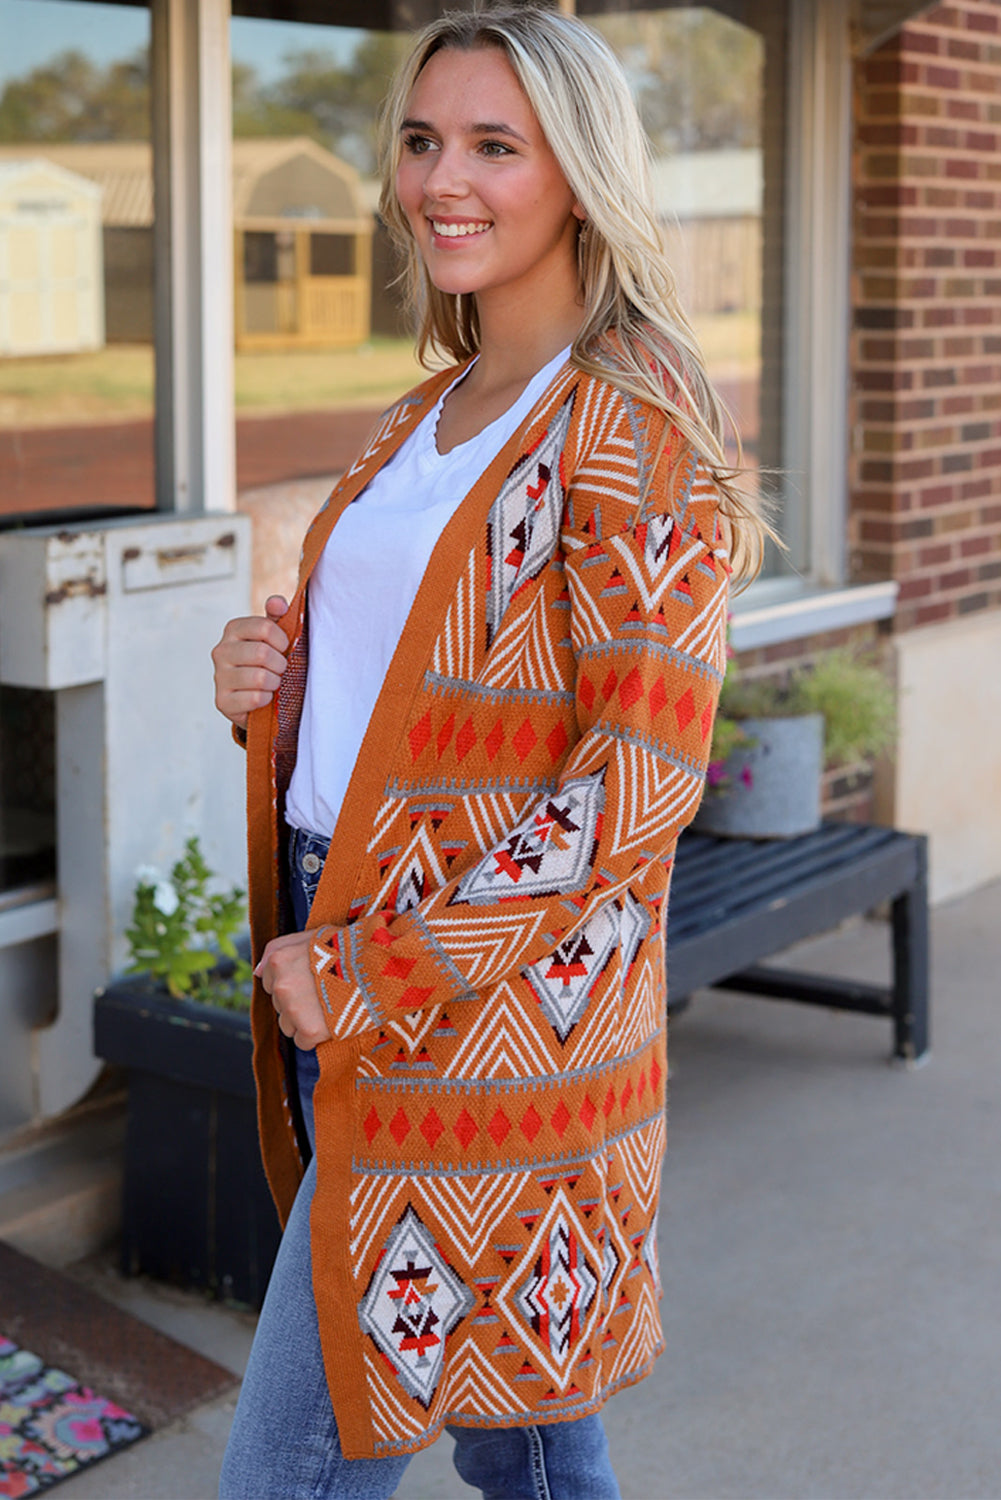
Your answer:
[850,0,1001,631]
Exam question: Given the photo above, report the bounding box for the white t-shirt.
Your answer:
[285,346,571,838]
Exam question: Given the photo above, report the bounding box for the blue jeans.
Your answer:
[219,828,621,1500]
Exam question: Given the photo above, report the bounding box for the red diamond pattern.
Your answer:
[389,1108,410,1145]
[601,668,618,702]
[547,722,568,763]
[521,1104,542,1142]
[649,676,667,719]
[363,1107,381,1144]
[421,1108,444,1148]
[674,688,696,732]
[454,1108,478,1150]
[513,719,538,763]
[382,954,416,980]
[700,701,714,741]
[579,676,595,712]
[436,713,455,759]
[620,1077,633,1112]
[408,712,432,760]
[455,717,477,761]
[489,1109,511,1146]
[618,668,644,709]
[579,1096,597,1130]
[649,1059,662,1095]
[485,720,505,761]
[397,984,435,1009]
[551,1100,570,1138]
[602,1087,616,1120]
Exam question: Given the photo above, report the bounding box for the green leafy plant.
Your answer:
[125,836,252,1009]
[709,647,896,784]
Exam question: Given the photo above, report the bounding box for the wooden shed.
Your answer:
[233,138,372,350]
[0,159,104,356]
[0,138,372,351]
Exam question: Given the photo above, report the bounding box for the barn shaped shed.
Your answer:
[0,160,104,356]
[0,138,373,351]
[233,137,373,350]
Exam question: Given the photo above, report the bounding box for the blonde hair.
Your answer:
[378,4,771,580]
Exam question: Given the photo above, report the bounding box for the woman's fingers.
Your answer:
[211,612,291,727]
[255,931,332,1050]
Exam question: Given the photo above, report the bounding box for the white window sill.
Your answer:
[728,579,898,652]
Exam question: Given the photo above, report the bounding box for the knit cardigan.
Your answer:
[245,355,730,1460]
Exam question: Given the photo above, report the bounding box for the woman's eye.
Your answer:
[479,140,514,158]
[402,132,434,155]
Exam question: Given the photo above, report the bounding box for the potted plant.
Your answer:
[93,838,281,1308]
[694,648,896,839]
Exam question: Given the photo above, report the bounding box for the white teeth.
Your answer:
[431,220,491,238]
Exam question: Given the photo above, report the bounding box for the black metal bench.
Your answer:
[668,822,930,1062]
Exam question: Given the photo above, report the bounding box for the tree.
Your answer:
[592,11,762,155]
[0,47,150,142]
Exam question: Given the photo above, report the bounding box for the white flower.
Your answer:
[152,879,179,916]
[134,864,161,887]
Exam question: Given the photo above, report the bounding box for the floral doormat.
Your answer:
[0,1336,147,1497]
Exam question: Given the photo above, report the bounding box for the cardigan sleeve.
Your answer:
[309,441,730,1042]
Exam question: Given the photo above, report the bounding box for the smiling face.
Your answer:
[395,45,584,319]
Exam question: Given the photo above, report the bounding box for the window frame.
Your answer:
[730,0,897,648]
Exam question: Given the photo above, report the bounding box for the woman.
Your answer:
[214,7,765,1497]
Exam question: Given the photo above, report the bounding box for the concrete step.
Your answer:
[0,1093,125,1268]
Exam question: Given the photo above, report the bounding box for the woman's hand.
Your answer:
[212,595,290,730]
[255,930,332,1051]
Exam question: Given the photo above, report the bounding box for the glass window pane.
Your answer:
[227,6,788,595]
[0,0,154,894]
[0,0,155,524]
[592,7,788,574]
[230,16,423,607]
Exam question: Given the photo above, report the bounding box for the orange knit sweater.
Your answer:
[245,356,729,1459]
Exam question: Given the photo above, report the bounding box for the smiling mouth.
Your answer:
[429,219,492,239]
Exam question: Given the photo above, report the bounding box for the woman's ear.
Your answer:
[572,203,587,224]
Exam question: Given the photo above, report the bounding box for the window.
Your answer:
[592,6,786,576]
[0,0,154,896]
[0,0,155,525]
[229,15,423,603]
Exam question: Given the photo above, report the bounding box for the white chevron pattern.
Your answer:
[480,582,568,693]
[431,545,480,681]
[418,1171,524,1264]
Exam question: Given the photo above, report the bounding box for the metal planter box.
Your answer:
[93,980,280,1309]
[694,713,825,840]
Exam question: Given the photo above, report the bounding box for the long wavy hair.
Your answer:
[378,4,771,580]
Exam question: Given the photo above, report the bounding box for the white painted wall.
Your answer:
[877,613,1001,904]
[0,512,251,1120]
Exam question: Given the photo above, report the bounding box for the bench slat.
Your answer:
[665,822,929,1062]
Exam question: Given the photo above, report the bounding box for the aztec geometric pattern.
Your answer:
[451,772,604,906]
[248,357,731,1459]
[358,1206,475,1408]
[502,1189,600,1383]
[0,1336,146,1496]
[521,900,619,1042]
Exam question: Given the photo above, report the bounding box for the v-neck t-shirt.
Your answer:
[285,345,571,839]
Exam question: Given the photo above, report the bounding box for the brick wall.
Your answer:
[850,0,1001,632]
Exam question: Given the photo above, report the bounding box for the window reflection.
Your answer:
[228,7,779,601]
[592,8,768,484]
[230,17,421,606]
[0,0,154,522]
[0,0,153,892]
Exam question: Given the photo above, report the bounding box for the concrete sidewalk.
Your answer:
[57,878,1001,1500]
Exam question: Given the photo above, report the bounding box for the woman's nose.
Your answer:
[422,145,466,199]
